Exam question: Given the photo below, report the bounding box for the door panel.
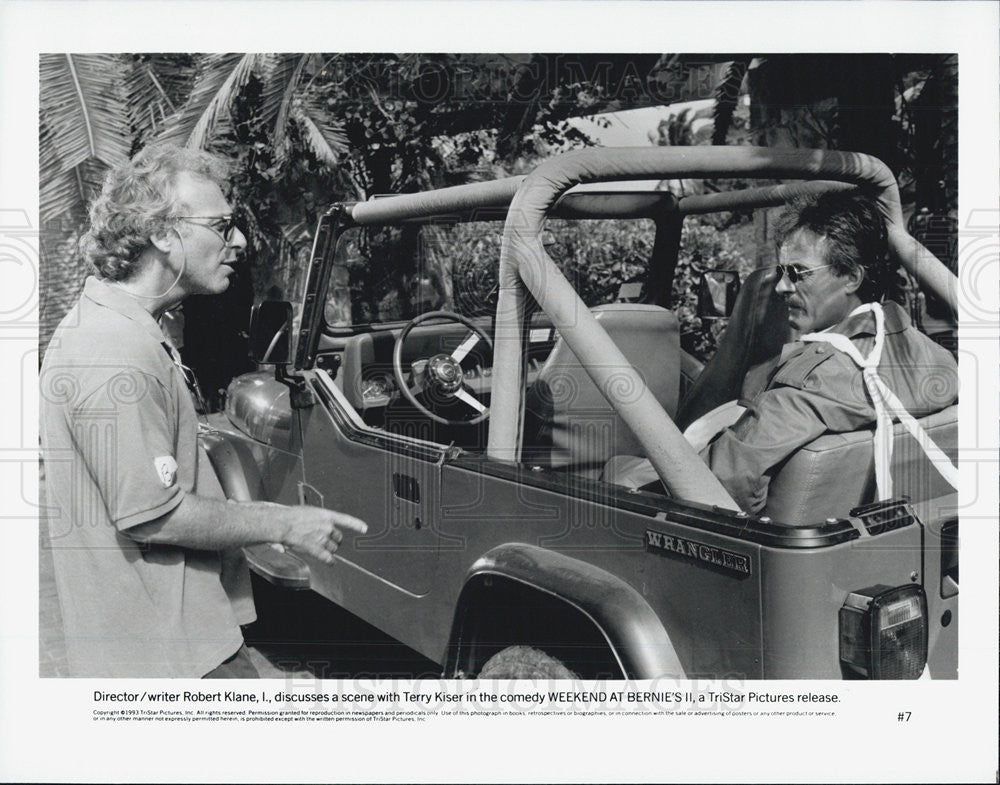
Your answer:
[298,403,445,597]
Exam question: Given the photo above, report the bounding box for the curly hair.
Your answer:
[775,190,891,303]
[80,145,231,281]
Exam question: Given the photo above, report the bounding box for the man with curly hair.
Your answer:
[40,145,366,678]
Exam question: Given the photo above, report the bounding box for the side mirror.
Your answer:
[250,300,292,365]
[698,271,741,319]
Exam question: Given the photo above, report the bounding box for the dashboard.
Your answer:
[318,315,556,415]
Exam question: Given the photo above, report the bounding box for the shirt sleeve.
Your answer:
[72,369,185,530]
[702,349,875,514]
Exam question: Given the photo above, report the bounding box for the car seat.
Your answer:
[522,303,680,478]
[762,405,958,524]
[676,266,788,431]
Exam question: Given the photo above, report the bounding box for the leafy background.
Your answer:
[39,53,957,406]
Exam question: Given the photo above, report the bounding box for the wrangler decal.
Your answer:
[645,529,752,576]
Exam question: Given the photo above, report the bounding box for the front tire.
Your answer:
[478,646,578,679]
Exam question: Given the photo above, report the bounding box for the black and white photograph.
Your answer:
[4,1,999,783]
[38,51,963,681]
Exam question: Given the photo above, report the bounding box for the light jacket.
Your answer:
[703,301,958,514]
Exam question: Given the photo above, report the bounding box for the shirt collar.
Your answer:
[82,276,172,345]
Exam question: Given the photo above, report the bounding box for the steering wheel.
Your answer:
[392,310,493,426]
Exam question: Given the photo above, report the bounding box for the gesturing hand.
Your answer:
[281,506,368,564]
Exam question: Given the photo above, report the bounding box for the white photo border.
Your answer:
[2,2,997,783]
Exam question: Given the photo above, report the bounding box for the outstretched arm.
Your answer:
[125,495,367,564]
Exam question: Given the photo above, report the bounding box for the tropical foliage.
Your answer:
[38,53,618,354]
[340,215,753,364]
[39,53,957,379]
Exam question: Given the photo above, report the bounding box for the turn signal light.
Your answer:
[839,584,927,679]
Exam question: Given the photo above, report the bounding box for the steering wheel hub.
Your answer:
[427,353,464,393]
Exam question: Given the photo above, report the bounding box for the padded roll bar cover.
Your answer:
[523,304,681,473]
[488,147,956,509]
[678,180,855,215]
[350,177,524,224]
[763,405,958,525]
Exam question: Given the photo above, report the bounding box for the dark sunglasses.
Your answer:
[775,262,836,284]
[176,214,240,244]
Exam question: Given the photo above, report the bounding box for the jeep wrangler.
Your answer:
[201,147,958,680]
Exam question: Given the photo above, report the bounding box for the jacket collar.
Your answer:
[833,300,909,340]
[82,276,171,345]
[778,301,909,364]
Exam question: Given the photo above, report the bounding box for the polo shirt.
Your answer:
[40,277,254,677]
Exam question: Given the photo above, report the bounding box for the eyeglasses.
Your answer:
[775,262,837,284]
[176,214,240,244]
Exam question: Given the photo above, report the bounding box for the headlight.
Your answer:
[839,584,928,679]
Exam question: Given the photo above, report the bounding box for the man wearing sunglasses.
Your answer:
[701,190,958,514]
[40,145,367,678]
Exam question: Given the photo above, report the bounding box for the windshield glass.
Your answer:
[326,218,656,328]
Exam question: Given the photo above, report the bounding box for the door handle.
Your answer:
[392,473,421,504]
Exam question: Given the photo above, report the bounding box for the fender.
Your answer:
[199,424,309,589]
[448,543,684,679]
[199,427,266,502]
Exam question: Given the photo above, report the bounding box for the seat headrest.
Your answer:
[676,267,788,430]
[523,304,680,475]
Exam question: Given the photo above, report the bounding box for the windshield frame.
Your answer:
[295,188,682,366]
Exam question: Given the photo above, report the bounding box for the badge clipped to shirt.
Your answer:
[154,455,179,488]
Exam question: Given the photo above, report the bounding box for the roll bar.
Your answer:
[350,178,524,225]
[486,147,957,509]
[677,180,854,215]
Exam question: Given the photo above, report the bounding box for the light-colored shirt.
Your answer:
[40,277,254,677]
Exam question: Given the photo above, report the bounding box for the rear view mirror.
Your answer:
[250,300,292,365]
[698,271,741,319]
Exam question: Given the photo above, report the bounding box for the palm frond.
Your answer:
[39,54,128,223]
[40,169,86,225]
[292,94,348,167]
[158,53,263,148]
[40,169,83,225]
[261,53,311,150]
[40,157,109,224]
[39,53,132,170]
[711,60,749,146]
[124,54,198,143]
[39,116,67,193]
[136,54,198,106]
